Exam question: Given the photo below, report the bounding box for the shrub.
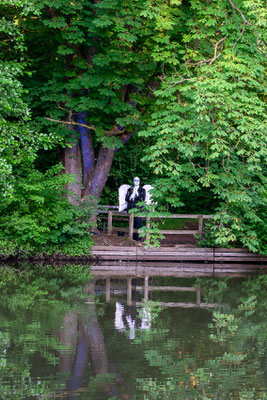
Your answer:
[0,164,94,256]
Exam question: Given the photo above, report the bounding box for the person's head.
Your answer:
[133,177,140,187]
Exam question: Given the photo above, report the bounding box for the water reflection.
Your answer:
[0,264,266,399]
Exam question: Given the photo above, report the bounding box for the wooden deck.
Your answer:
[91,246,267,277]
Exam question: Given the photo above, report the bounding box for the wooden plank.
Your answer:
[158,230,199,235]
[148,286,197,292]
[137,249,213,254]
[136,270,214,278]
[156,214,198,219]
[135,262,213,268]
[98,210,213,219]
[92,248,136,252]
[98,210,127,215]
[214,263,262,268]
[135,301,218,308]
[136,255,214,261]
[214,263,263,268]
[215,251,261,257]
[136,264,213,271]
[136,247,213,252]
[92,246,136,251]
[92,271,137,277]
[215,257,263,262]
[100,217,129,222]
[215,248,249,253]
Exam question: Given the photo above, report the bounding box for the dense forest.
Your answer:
[0,0,266,255]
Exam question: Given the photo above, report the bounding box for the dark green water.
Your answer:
[0,270,266,400]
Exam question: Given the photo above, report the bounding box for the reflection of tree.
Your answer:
[59,282,130,400]
[134,279,267,400]
[0,296,74,399]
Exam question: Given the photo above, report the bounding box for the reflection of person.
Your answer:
[115,302,151,340]
[125,177,146,241]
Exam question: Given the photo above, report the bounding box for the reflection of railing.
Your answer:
[98,206,213,240]
[93,275,218,309]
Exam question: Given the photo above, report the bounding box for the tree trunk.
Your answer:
[77,112,95,186]
[64,125,82,204]
[83,144,114,200]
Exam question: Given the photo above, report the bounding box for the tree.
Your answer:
[139,0,267,252]
[3,0,266,251]
[0,0,54,197]
[22,0,160,202]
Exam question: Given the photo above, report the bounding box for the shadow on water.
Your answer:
[0,262,266,399]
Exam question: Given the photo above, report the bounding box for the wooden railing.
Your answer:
[92,275,218,308]
[98,206,213,240]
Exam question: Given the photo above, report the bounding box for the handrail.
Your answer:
[97,208,213,240]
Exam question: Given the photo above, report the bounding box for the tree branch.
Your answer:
[189,36,226,66]
[46,117,95,130]
[227,0,252,26]
[226,0,253,49]
[45,117,125,135]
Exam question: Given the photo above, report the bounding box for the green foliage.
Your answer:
[0,164,94,256]
[138,0,267,252]
[0,263,92,302]
[1,0,266,254]
[100,136,155,205]
[196,277,229,303]
[134,276,267,399]
[22,0,159,143]
[209,311,238,341]
[129,203,166,247]
[0,262,92,400]
[0,0,58,197]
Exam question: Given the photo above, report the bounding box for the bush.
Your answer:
[0,164,94,256]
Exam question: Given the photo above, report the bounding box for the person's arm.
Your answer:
[125,188,131,202]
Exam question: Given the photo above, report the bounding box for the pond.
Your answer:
[0,264,266,400]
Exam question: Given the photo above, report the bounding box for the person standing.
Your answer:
[125,177,145,241]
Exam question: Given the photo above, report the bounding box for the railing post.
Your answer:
[106,277,111,302]
[146,216,150,242]
[108,211,113,236]
[129,213,134,240]
[196,283,201,306]
[198,214,203,239]
[144,276,149,301]
[127,277,132,306]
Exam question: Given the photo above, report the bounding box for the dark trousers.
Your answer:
[133,217,142,241]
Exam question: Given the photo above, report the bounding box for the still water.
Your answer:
[0,267,266,400]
